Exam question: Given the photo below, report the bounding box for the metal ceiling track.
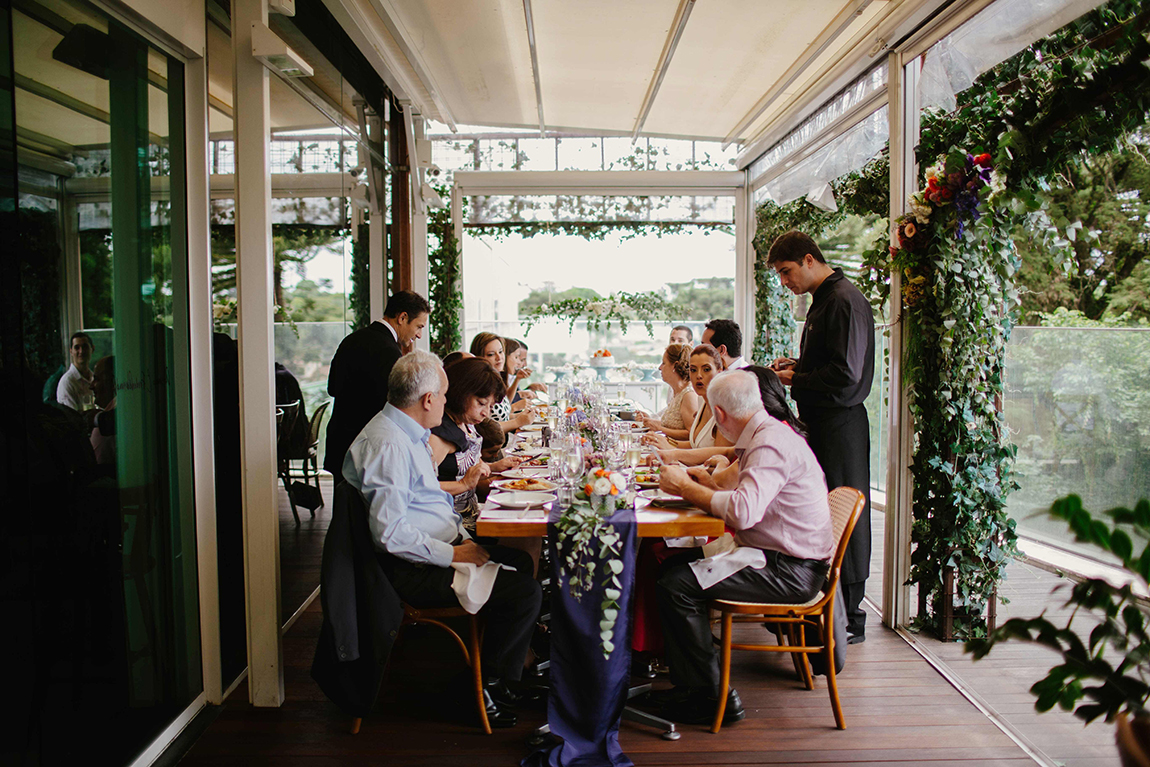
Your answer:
[522,0,546,137]
[630,0,696,144]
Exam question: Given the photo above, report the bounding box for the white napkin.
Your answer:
[689,533,767,590]
[664,536,708,548]
[450,561,517,614]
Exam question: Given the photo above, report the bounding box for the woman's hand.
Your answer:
[511,407,534,430]
[640,414,662,432]
[642,432,674,451]
[462,461,491,490]
[703,455,730,473]
[489,455,522,473]
[515,367,532,381]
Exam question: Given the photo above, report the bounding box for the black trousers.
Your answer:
[380,545,542,682]
[655,552,834,693]
[801,402,871,635]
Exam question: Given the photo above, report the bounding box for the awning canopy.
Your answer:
[322,0,947,147]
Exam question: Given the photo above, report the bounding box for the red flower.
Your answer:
[974,153,992,167]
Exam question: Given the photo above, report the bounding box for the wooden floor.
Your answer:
[867,508,1122,766]
[182,498,1037,767]
[278,475,331,623]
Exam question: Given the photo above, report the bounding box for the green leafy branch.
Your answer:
[521,290,685,338]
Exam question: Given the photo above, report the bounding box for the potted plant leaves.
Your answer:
[966,495,1150,765]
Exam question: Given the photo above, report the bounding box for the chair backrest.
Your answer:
[827,486,867,577]
[277,400,301,451]
[308,400,332,447]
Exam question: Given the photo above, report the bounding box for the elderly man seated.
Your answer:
[651,369,835,725]
[342,351,542,728]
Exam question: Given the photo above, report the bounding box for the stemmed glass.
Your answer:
[557,435,583,508]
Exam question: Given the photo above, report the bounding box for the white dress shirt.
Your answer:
[343,403,466,568]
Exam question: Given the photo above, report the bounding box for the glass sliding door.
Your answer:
[2,0,201,763]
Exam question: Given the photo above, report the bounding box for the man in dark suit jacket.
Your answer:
[323,290,431,475]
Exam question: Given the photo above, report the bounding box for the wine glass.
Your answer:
[559,435,583,489]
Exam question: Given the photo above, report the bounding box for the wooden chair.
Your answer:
[350,603,491,735]
[275,400,302,523]
[286,399,330,506]
[709,486,866,733]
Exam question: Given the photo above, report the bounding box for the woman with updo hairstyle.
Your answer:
[642,343,732,456]
[640,343,698,441]
[430,357,522,533]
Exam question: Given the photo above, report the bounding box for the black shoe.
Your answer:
[847,631,866,645]
[485,679,525,708]
[631,655,658,680]
[661,688,745,726]
[481,689,518,729]
[642,685,692,709]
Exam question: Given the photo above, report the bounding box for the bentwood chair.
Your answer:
[275,400,302,523]
[351,604,490,735]
[708,486,866,733]
[286,400,330,507]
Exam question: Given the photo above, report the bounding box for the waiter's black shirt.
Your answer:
[792,268,875,411]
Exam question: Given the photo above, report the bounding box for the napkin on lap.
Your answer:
[451,561,517,613]
[689,533,767,590]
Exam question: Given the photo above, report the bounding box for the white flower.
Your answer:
[588,302,607,317]
[540,303,550,312]
[909,196,932,225]
[593,476,613,495]
[608,472,626,490]
[213,303,229,320]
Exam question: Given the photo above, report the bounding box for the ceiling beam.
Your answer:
[631,0,696,144]
[522,0,545,137]
[722,0,877,148]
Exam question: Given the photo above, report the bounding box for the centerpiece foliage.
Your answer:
[554,497,627,659]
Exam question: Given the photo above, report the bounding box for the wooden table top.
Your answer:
[476,504,724,539]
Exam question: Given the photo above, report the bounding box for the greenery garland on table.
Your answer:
[554,500,626,659]
[521,290,685,338]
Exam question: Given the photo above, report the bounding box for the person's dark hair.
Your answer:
[70,331,93,347]
[704,319,742,360]
[383,290,430,320]
[469,332,504,359]
[502,338,522,379]
[767,230,826,266]
[690,343,723,371]
[475,417,504,450]
[746,365,806,438]
[442,351,469,368]
[671,325,693,342]
[445,357,506,418]
[664,343,692,380]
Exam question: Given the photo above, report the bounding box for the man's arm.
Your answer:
[709,444,788,531]
[346,441,455,568]
[790,301,870,393]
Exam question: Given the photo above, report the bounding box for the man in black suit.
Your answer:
[323,290,431,475]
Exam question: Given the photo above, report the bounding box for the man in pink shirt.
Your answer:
[651,370,838,726]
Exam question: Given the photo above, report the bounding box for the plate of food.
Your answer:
[633,467,661,488]
[488,490,556,509]
[638,488,693,508]
[520,454,551,467]
[508,445,547,457]
[499,467,552,479]
[492,477,558,492]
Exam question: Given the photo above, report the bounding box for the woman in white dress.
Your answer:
[640,343,698,441]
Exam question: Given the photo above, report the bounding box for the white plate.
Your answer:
[520,423,545,432]
[492,477,558,492]
[500,467,553,479]
[488,490,556,509]
[638,489,693,508]
[481,508,548,520]
[508,446,547,457]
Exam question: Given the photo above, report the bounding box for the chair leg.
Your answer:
[469,615,492,735]
[349,717,362,734]
[711,611,733,734]
[310,456,319,516]
[281,470,300,525]
[784,623,805,684]
[824,608,846,730]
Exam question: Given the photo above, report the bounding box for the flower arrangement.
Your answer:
[883,148,1021,639]
[578,466,630,511]
[522,290,685,337]
[554,502,627,659]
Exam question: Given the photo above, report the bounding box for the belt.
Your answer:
[770,550,830,578]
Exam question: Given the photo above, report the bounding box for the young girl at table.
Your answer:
[470,332,535,434]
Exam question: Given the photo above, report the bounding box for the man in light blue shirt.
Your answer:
[343,351,541,728]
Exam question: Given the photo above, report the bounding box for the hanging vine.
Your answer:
[427,185,463,358]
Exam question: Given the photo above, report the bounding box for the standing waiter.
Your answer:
[323,290,430,476]
[767,230,874,644]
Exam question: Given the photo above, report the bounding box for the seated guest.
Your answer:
[476,417,506,464]
[651,370,834,725]
[90,355,116,465]
[643,344,732,462]
[470,332,533,434]
[503,338,536,402]
[442,350,473,368]
[430,357,521,534]
[669,325,693,346]
[342,351,542,727]
[702,319,748,370]
[57,331,95,411]
[640,343,698,442]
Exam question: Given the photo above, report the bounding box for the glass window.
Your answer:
[4,2,201,764]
